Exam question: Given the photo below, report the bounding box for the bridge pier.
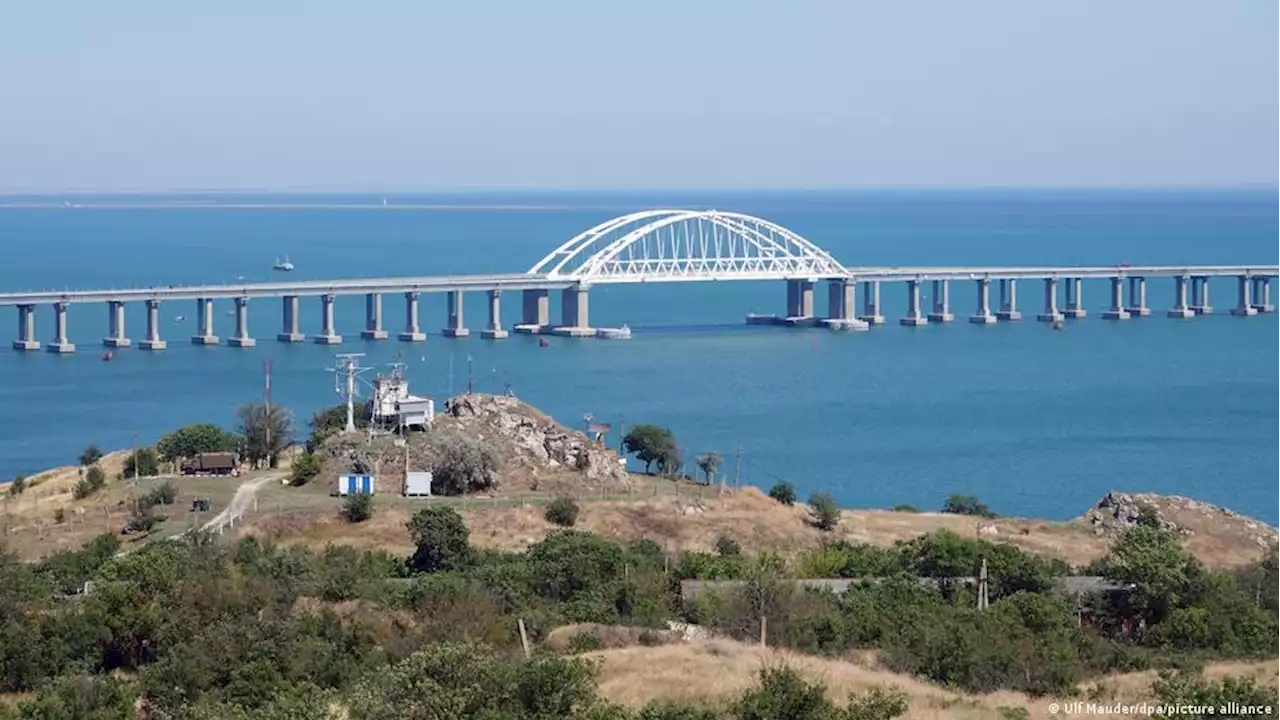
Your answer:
[278,296,304,342]
[969,278,997,324]
[928,280,954,322]
[1103,277,1131,320]
[784,279,815,326]
[1036,278,1064,323]
[442,290,470,337]
[821,279,868,330]
[899,279,928,326]
[1190,277,1213,315]
[1230,275,1258,316]
[228,297,255,347]
[1062,278,1087,319]
[514,288,550,334]
[1125,277,1150,317]
[1167,276,1194,318]
[481,289,509,339]
[140,299,166,350]
[858,281,885,325]
[398,291,426,341]
[103,301,131,348]
[313,294,342,344]
[48,302,75,353]
[361,293,388,339]
[13,304,39,351]
[191,298,219,345]
[996,279,1021,320]
[553,286,594,336]
[1251,277,1274,313]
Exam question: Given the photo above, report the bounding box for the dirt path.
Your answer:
[203,473,282,534]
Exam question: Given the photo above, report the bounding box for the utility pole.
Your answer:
[733,445,743,491]
[264,358,272,466]
[330,354,369,434]
[466,354,474,394]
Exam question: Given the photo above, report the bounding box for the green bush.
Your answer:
[545,496,580,527]
[141,481,177,509]
[343,492,373,523]
[941,493,997,518]
[891,504,917,513]
[7,474,26,497]
[406,506,472,573]
[122,447,160,479]
[714,534,742,557]
[290,452,323,486]
[567,631,602,652]
[808,492,840,532]
[78,444,105,467]
[767,482,796,506]
[86,465,106,491]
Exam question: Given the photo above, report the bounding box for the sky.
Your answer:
[0,1,1275,191]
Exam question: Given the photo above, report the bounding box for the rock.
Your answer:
[1084,491,1181,536]
[978,524,999,536]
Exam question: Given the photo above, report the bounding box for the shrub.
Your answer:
[343,492,373,523]
[808,492,841,532]
[86,465,106,491]
[124,506,164,534]
[891,504,917,513]
[429,434,501,495]
[941,493,996,518]
[290,452,323,487]
[53,507,66,524]
[567,631,602,653]
[545,497,579,527]
[7,474,25,496]
[714,534,742,557]
[79,444,104,466]
[768,482,796,506]
[122,448,160,479]
[141,481,177,509]
[406,506,472,573]
[72,479,93,500]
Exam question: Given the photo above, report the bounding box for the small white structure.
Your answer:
[404,471,434,497]
[370,362,435,429]
[397,397,435,428]
[337,474,375,496]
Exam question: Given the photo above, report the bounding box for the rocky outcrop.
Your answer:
[1085,491,1182,535]
[1085,491,1276,551]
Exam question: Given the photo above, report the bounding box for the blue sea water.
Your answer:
[0,190,1276,523]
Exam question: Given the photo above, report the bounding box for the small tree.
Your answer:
[429,435,500,495]
[545,497,579,527]
[122,447,160,479]
[406,506,471,573]
[85,465,106,491]
[809,492,841,532]
[290,453,323,486]
[622,424,677,474]
[237,402,294,469]
[941,493,996,518]
[344,492,373,523]
[714,533,742,557]
[695,452,722,484]
[79,444,105,467]
[7,475,26,497]
[768,481,796,506]
[141,481,177,508]
[124,505,164,534]
[156,423,238,463]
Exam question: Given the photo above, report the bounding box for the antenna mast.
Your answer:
[329,353,370,433]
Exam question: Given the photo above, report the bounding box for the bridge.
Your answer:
[1,209,1275,352]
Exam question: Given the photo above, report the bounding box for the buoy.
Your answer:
[538,338,550,348]
[101,351,113,362]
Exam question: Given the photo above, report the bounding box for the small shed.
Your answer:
[404,471,434,497]
[337,474,375,496]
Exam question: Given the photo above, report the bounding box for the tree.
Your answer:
[73,465,108,499]
[7,475,25,497]
[622,425,677,474]
[406,506,471,573]
[941,493,997,518]
[156,423,238,463]
[289,453,323,486]
[545,497,579,527]
[307,403,371,451]
[344,493,373,523]
[429,434,500,495]
[1102,525,1199,627]
[695,453,722,484]
[236,403,293,469]
[78,444,104,467]
[122,447,159,479]
[808,492,841,532]
[768,482,796,506]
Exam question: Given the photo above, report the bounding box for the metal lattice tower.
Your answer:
[329,353,370,433]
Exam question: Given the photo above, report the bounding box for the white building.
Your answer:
[370,364,434,429]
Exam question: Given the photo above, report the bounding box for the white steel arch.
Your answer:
[526,209,848,284]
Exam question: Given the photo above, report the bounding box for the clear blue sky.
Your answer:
[0,1,1275,191]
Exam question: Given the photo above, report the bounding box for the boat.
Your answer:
[101,351,113,362]
[1052,318,1064,331]
[174,315,185,322]
[273,256,295,272]
[538,338,551,348]
[596,324,632,339]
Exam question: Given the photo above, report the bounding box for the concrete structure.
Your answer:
[822,279,869,331]
[928,280,954,322]
[278,295,305,342]
[103,300,131,347]
[1250,276,1274,313]
[785,279,815,324]
[1190,277,1213,315]
[47,302,74,353]
[191,298,218,345]
[1125,277,1151,317]
[361,293,388,340]
[996,279,1021,321]
[515,288,551,334]
[1231,275,1259,317]
[13,304,38,351]
[481,289,509,339]
[139,299,166,350]
[553,285,593,336]
[228,297,256,347]
[858,280,885,325]
[899,279,927,326]
[1167,276,1194,319]
[313,294,341,344]
[969,278,997,324]
[1062,278,1087,319]
[1103,277,1131,320]
[442,290,469,337]
[398,292,426,341]
[1036,278,1064,323]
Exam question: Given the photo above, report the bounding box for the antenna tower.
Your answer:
[329,353,370,433]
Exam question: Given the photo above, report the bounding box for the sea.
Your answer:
[0,190,1276,523]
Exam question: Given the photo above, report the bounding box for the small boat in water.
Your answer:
[596,324,631,339]
[101,351,113,362]
[538,338,550,348]
[1052,318,1064,331]
[273,256,295,272]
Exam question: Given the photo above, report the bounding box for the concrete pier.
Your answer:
[1230,275,1258,316]
[1102,277,1131,320]
[191,298,219,345]
[398,291,426,341]
[140,299,166,350]
[103,300,131,348]
[1190,277,1213,315]
[969,278,997,324]
[13,304,38,351]
[1036,278,1064,323]
[313,294,342,344]
[514,288,551,334]
[228,297,255,347]
[361,293,388,340]
[553,286,594,336]
[996,279,1021,321]
[442,290,469,337]
[1250,277,1274,313]
[48,302,74,353]
[481,289,509,339]
[928,280,954,322]
[1167,276,1194,319]
[899,279,928,326]
[785,279,815,323]
[822,279,869,330]
[1062,278,1087,319]
[277,295,305,342]
[858,280,885,325]
[1125,277,1151,317]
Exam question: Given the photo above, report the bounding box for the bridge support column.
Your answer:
[361,293,387,339]
[784,279,814,325]
[928,280,954,322]
[1167,276,1194,318]
[13,304,39,351]
[103,301,130,348]
[1063,278,1087,319]
[228,297,255,347]
[899,280,928,326]
[858,281,885,325]
[140,299,166,350]
[48,302,75,353]
[514,288,550,334]
[1037,278,1064,322]
[1251,277,1274,313]
[481,289,509,339]
[822,279,868,331]
[1125,277,1150,317]
[1103,277,1131,320]
[1190,277,1212,315]
[278,296,304,342]
[1230,275,1258,316]
[398,292,426,341]
[554,286,593,336]
[191,298,219,345]
[969,278,996,324]
[996,279,1021,320]
[442,290,469,337]
[313,294,342,344]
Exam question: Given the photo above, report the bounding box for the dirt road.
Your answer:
[202,473,282,534]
